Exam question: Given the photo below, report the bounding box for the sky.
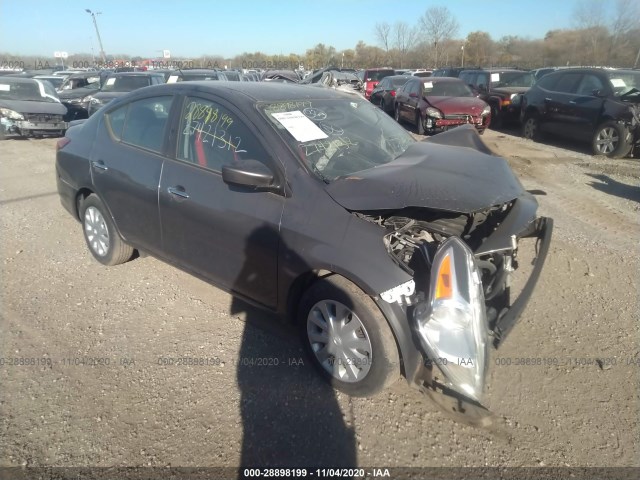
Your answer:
[0,0,584,59]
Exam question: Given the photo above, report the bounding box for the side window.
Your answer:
[410,81,420,96]
[177,97,268,172]
[535,73,560,91]
[477,73,489,90]
[459,72,473,85]
[106,104,128,140]
[120,96,173,152]
[554,73,582,94]
[575,74,604,96]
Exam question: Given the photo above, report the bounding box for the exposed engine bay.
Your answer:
[360,203,517,329]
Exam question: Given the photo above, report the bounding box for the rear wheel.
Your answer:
[394,105,400,123]
[592,121,632,158]
[80,194,134,266]
[298,276,400,397]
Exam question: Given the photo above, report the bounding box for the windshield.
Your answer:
[259,97,415,182]
[101,75,151,92]
[0,80,60,102]
[35,77,64,89]
[425,80,473,97]
[607,71,640,97]
[491,72,534,88]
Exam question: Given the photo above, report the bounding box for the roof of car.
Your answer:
[148,81,364,102]
[0,77,39,84]
[107,72,164,78]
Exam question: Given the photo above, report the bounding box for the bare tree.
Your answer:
[573,0,608,64]
[608,0,640,64]
[393,22,418,68]
[420,6,459,67]
[374,22,392,53]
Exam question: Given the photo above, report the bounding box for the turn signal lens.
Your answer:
[435,253,452,300]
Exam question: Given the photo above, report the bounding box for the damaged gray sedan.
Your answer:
[55,83,552,410]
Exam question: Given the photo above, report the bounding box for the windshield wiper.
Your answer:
[620,88,639,98]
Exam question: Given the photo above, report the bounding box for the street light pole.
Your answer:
[461,45,465,68]
[85,9,106,64]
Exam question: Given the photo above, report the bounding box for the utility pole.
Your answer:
[85,9,106,64]
[461,44,465,68]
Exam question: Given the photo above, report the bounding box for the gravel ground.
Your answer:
[0,127,638,477]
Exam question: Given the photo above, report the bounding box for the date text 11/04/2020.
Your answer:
[494,357,640,367]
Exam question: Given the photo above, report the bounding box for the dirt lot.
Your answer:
[0,128,638,475]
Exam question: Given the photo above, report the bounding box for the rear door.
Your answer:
[545,72,583,138]
[569,73,608,140]
[158,94,285,307]
[90,95,175,254]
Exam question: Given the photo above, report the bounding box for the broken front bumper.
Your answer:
[1,118,67,137]
[411,212,553,402]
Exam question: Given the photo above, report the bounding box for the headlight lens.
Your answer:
[425,107,443,119]
[90,97,102,105]
[0,108,24,120]
[414,236,489,402]
[481,105,491,116]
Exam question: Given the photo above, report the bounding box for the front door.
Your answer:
[158,95,284,307]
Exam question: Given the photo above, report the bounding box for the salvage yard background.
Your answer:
[0,129,638,468]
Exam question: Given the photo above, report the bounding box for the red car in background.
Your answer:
[394,76,491,135]
[359,68,395,100]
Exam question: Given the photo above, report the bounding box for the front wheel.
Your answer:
[522,114,541,141]
[80,194,134,266]
[416,112,425,135]
[592,121,632,158]
[298,276,400,397]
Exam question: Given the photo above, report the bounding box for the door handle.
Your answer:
[168,186,189,199]
[569,100,576,104]
[91,160,108,171]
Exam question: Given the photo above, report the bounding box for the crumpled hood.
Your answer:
[426,96,487,115]
[0,99,66,115]
[325,126,526,214]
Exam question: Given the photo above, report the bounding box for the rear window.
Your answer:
[365,70,394,82]
[102,75,151,92]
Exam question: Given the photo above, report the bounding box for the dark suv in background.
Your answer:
[459,69,535,128]
[521,68,640,158]
[431,67,466,78]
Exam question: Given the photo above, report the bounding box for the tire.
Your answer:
[416,112,425,135]
[380,99,386,114]
[522,114,541,142]
[490,105,503,130]
[592,121,632,158]
[298,275,400,397]
[394,105,400,123]
[80,194,134,266]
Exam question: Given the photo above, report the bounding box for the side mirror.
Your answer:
[592,89,605,97]
[222,159,277,191]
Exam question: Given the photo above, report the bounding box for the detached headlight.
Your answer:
[425,107,443,119]
[414,236,489,402]
[481,105,491,116]
[0,108,24,120]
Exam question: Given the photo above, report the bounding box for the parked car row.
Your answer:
[369,65,639,158]
[0,67,282,138]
